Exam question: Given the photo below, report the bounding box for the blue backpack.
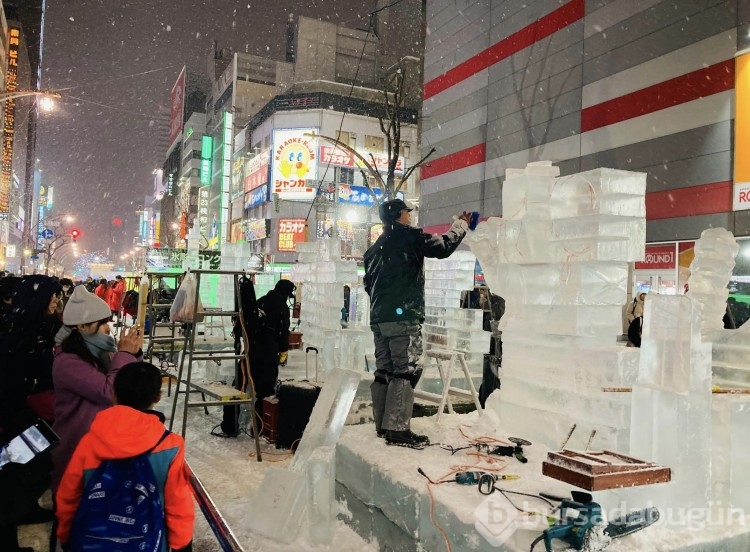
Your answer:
[70,430,170,552]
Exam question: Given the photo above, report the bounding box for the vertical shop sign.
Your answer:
[277,218,306,252]
[0,25,20,219]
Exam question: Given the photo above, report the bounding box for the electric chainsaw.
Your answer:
[532,492,659,551]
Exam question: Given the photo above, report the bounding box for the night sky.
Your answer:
[37,0,377,260]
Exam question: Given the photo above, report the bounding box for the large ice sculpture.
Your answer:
[466,161,646,450]
[243,368,361,543]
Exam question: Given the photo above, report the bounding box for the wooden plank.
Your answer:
[191,381,249,401]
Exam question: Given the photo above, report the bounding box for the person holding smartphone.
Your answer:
[51,286,142,494]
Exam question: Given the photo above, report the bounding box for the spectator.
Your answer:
[109,275,126,322]
[58,278,74,310]
[51,286,142,493]
[0,274,21,326]
[55,362,194,552]
[364,199,470,448]
[626,292,646,324]
[248,279,296,422]
[93,278,108,300]
[0,275,62,424]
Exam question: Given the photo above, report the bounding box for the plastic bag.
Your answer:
[169,273,205,323]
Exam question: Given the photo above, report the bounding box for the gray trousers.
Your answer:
[370,321,423,432]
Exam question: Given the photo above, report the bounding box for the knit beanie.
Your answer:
[63,285,111,325]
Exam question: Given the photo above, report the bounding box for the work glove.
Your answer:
[278,351,288,365]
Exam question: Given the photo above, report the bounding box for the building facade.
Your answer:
[422,0,748,294]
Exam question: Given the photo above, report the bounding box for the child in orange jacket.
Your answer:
[55,362,194,551]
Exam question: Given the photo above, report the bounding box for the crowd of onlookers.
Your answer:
[0,272,194,552]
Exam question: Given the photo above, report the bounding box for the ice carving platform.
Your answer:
[336,418,750,552]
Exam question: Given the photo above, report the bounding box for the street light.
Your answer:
[0,89,61,103]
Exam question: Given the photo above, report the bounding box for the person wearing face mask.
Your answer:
[50,286,142,494]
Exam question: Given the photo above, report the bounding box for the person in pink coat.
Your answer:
[51,286,142,493]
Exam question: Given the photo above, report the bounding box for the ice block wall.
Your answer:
[291,239,359,373]
[629,294,712,513]
[423,251,490,374]
[465,161,646,451]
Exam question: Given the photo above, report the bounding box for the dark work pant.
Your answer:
[370,321,423,432]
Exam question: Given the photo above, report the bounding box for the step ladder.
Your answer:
[168,269,262,460]
[414,349,483,422]
[143,271,183,398]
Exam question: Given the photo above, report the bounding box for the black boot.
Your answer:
[385,430,429,449]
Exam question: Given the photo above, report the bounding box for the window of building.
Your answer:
[337,167,355,185]
[365,134,384,151]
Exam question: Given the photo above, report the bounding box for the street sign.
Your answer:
[40,228,53,240]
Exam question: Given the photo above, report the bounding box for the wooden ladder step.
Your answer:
[189,381,249,401]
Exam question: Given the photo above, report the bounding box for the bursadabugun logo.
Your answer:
[474,492,520,547]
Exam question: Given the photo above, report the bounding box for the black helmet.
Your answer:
[275,279,296,298]
[378,199,414,223]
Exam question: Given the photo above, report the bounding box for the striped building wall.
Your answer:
[421,0,750,242]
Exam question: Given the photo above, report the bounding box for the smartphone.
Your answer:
[0,419,60,470]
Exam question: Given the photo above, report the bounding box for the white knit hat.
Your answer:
[63,285,111,325]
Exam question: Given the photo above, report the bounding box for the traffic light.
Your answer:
[70,229,81,241]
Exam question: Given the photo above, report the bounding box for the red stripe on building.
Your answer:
[646,181,732,220]
[424,0,585,100]
[422,183,729,233]
[420,143,486,180]
[581,60,734,132]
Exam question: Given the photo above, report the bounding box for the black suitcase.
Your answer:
[276,380,321,450]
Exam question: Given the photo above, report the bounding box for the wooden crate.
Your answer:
[542,450,671,491]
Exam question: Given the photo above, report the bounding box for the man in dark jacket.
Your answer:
[364,199,471,448]
[249,279,296,420]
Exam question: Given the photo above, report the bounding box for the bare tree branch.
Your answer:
[394,147,436,197]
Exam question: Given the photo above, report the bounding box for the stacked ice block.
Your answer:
[687,228,739,334]
[291,239,359,373]
[423,250,490,374]
[629,294,713,513]
[466,161,646,451]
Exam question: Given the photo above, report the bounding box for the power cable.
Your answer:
[62,94,159,118]
[53,65,181,92]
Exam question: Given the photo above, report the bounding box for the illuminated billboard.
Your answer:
[272,129,318,201]
[278,218,306,252]
[244,149,270,193]
[200,135,213,185]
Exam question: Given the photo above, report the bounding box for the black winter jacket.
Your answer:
[252,288,291,354]
[364,219,467,325]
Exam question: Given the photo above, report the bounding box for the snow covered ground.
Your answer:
[18,347,378,551]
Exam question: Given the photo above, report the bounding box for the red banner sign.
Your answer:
[636,244,676,269]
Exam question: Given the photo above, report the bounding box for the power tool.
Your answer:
[534,491,659,551]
